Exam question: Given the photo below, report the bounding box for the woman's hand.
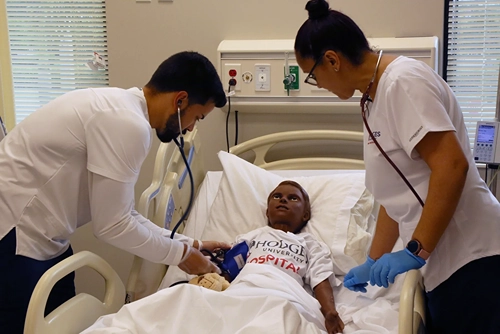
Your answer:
[324,310,344,333]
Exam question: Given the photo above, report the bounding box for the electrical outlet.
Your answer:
[255,64,271,92]
[223,63,241,91]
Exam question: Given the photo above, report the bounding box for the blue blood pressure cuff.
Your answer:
[220,241,249,281]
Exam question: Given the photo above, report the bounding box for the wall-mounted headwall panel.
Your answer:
[218,37,439,114]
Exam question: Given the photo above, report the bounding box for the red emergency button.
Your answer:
[229,69,237,77]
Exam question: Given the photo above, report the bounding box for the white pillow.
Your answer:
[201,151,375,275]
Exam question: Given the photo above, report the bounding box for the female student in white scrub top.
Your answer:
[294,1,500,333]
[0,51,230,333]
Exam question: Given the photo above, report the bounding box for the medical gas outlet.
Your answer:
[242,71,253,83]
[283,65,299,96]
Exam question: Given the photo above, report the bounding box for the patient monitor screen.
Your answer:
[477,124,496,144]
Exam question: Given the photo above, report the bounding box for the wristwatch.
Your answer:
[406,239,430,260]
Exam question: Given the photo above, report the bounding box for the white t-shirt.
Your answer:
[235,226,334,290]
[364,57,500,291]
[0,87,191,264]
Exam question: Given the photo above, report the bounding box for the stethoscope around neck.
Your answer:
[360,50,425,208]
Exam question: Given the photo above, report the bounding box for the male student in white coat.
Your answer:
[0,51,229,333]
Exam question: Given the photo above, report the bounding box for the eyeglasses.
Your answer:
[304,54,324,86]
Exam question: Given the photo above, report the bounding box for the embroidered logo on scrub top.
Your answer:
[409,126,423,142]
[368,130,381,145]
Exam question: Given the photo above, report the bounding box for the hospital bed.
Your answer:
[25,128,426,334]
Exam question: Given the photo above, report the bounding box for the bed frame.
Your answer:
[25,129,426,334]
[125,128,205,302]
[24,251,125,334]
[229,129,365,170]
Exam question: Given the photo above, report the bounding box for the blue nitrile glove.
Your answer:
[369,248,425,288]
[343,256,376,293]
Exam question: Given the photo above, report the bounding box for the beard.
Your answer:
[155,109,187,143]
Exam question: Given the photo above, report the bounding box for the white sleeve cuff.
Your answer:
[166,239,186,266]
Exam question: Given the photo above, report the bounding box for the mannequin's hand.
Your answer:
[324,310,344,333]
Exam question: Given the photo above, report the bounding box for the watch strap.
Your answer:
[407,239,431,261]
[416,247,430,260]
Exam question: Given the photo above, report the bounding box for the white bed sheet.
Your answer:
[83,264,402,334]
[82,264,329,334]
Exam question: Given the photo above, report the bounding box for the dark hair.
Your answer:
[146,51,227,108]
[294,0,371,66]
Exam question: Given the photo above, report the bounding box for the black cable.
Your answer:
[226,81,236,152]
[169,280,190,287]
[485,165,489,185]
[170,138,195,239]
[226,95,231,152]
[234,110,239,146]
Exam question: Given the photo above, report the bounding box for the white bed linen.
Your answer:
[81,263,327,334]
[331,274,402,333]
[81,263,403,334]
[177,171,223,240]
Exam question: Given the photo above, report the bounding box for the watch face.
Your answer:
[407,240,419,253]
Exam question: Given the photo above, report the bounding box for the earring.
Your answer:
[334,68,339,72]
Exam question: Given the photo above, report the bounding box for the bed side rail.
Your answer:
[25,251,125,334]
[126,127,205,302]
[399,269,426,334]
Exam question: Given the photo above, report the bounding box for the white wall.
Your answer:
[70,0,445,299]
[105,0,445,171]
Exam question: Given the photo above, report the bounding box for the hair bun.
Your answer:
[306,0,330,20]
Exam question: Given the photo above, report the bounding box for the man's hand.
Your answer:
[324,310,344,333]
[194,240,231,252]
[178,245,221,275]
